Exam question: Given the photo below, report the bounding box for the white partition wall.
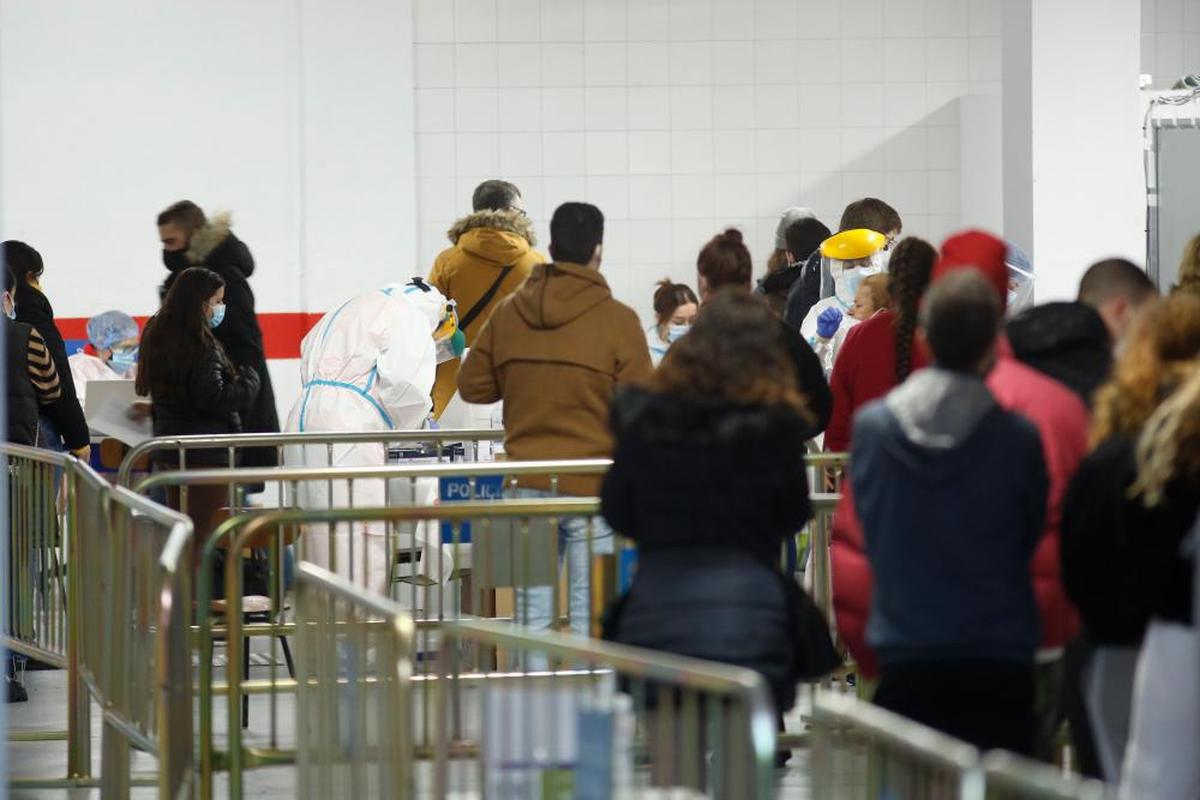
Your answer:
[0,0,416,421]
[1002,0,1145,302]
[412,0,1007,323]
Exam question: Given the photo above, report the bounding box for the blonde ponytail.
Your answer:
[1132,359,1200,506]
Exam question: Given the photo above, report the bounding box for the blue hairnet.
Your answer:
[86,311,138,351]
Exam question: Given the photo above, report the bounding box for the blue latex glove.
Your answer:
[816,307,844,339]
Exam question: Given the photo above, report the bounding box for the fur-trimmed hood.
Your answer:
[186,211,235,266]
[447,209,538,267]
[447,208,537,247]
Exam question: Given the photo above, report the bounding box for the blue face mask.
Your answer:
[109,347,137,372]
[209,303,226,329]
[666,324,690,344]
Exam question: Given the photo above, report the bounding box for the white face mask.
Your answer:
[666,323,690,344]
[831,258,882,308]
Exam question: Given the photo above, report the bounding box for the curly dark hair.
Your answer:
[887,236,937,382]
[654,289,812,422]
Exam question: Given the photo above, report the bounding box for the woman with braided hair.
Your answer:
[824,237,936,453]
[823,238,936,679]
[1060,292,1200,790]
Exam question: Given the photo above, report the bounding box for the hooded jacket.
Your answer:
[428,210,545,417]
[831,343,1088,676]
[833,232,1089,673]
[161,213,279,465]
[851,369,1047,666]
[456,261,652,494]
[1006,301,1113,405]
[600,391,839,712]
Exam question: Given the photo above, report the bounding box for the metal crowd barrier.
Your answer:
[4,444,86,781]
[295,563,415,800]
[983,752,1116,799]
[811,691,1115,800]
[116,428,506,487]
[433,617,777,799]
[193,498,624,799]
[3,444,195,797]
[291,564,777,799]
[812,690,985,798]
[4,445,72,673]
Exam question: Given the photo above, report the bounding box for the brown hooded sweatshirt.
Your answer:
[457,261,652,495]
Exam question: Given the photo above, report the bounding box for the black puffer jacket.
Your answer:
[782,250,823,331]
[779,319,832,438]
[162,214,279,465]
[1007,302,1112,405]
[600,389,839,712]
[149,342,261,466]
[14,283,89,450]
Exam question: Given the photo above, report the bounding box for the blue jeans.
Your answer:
[508,488,613,639]
[37,416,65,453]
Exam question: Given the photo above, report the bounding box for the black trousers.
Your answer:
[874,660,1036,756]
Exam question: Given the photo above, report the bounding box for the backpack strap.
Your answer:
[458,265,515,331]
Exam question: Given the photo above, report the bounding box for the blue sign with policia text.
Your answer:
[439,474,506,543]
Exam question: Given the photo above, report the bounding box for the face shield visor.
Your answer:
[825,252,885,308]
[818,228,888,307]
[1004,242,1035,317]
[432,300,465,364]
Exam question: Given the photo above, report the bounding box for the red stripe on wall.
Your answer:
[55,312,324,360]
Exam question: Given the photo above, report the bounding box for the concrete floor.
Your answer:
[7,651,840,799]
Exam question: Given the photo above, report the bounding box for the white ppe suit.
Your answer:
[283,281,454,596]
[802,229,887,374]
[800,259,882,364]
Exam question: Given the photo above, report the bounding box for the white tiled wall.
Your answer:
[1141,0,1200,87]
[413,0,1002,322]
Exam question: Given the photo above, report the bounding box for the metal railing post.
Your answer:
[64,460,90,779]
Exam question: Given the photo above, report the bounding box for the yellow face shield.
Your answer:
[432,300,459,342]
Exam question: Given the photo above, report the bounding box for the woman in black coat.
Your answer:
[1060,293,1200,785]
[2,241,90,458]
[601,290,839,725]
[137,267,260,536]
[158,205,279,467]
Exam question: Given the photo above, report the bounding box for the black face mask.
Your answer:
[162,249,190,272]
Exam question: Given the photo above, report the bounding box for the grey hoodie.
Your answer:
[885,368,997,450]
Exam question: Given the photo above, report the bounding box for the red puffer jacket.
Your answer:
[830,345,1089,678]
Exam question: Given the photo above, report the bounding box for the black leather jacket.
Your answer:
[150,344,260,465]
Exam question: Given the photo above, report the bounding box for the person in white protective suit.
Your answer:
[67,310,139,407]
[799,228,888,361]
[283,278,466,596]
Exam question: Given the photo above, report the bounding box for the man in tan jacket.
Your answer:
[428,180,544,418]
[458,201,652,638]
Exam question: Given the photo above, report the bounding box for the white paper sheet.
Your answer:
[83,379,152,446]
